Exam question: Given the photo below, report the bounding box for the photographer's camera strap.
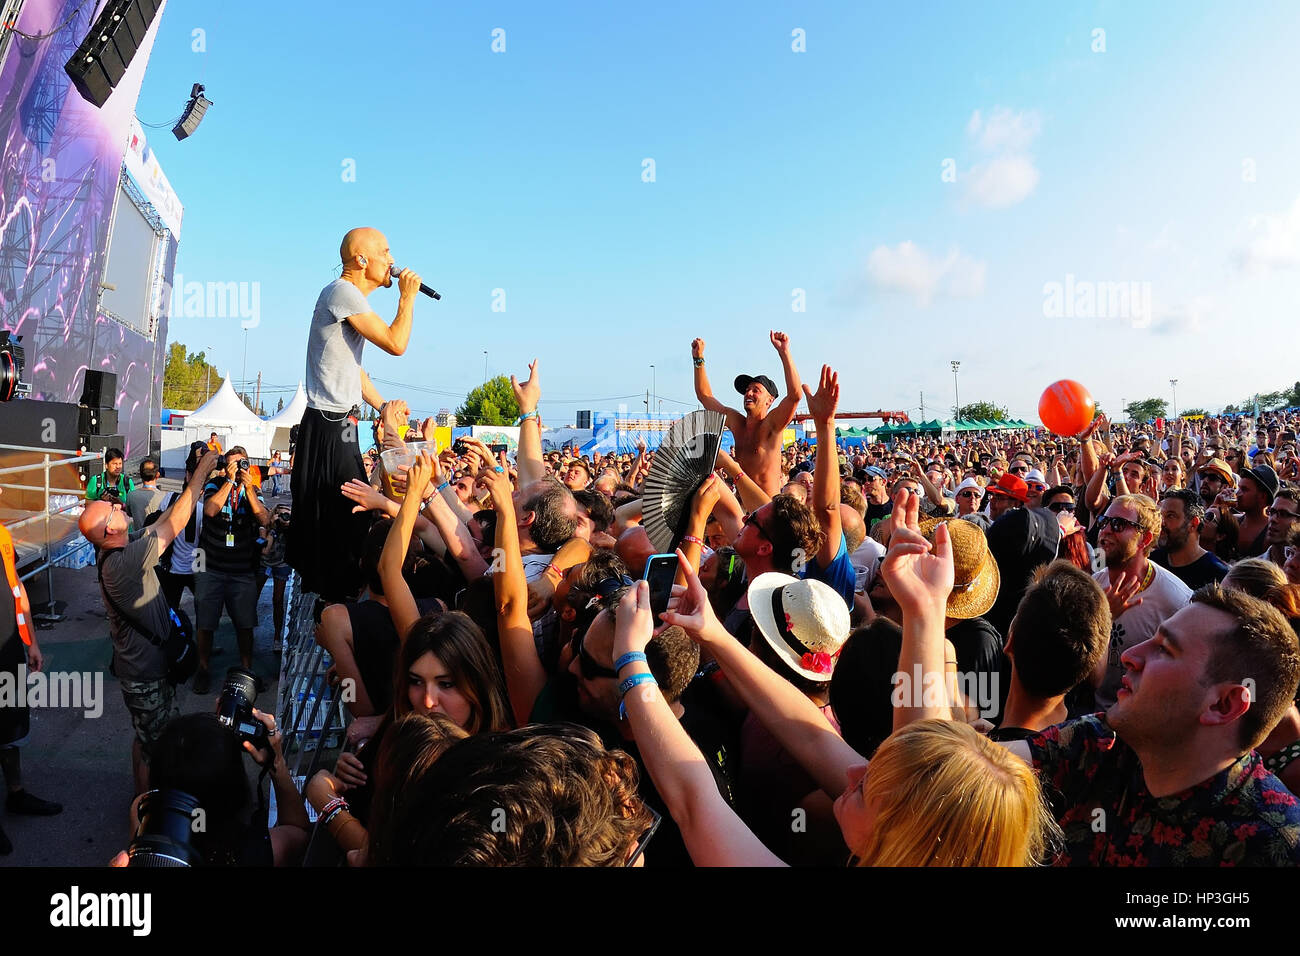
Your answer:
[0,524,32,647]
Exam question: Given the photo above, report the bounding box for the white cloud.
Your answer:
[1149,296,1213,336]
[966,107,1042,153]
[960,107,1042,209]
[866,241,986,306]
[964,155,1040,209]
[1235,196,1300,274]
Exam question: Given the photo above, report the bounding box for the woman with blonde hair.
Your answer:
[613,566,1058,866]
[1222,557,1287,599]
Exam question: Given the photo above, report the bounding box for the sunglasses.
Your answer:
[626,804,662,866]
[1009,466,1029,475]
[957,490,982,499]
[1048,501,1076,514]
[743,511,772,539]
[573,627,618,680]
[1098,515,1143,533]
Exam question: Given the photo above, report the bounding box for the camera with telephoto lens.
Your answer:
[216,667,269,752]
[126,789,203,867]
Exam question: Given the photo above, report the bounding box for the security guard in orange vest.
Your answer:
[0,493,61,856]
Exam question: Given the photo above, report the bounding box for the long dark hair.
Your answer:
[395,610,511,734]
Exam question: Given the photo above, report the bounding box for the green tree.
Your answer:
[455,375,520,426]
[1124,398,1168,423]
[162,342,220,409]
[1180,407,1209,419]
[957,400,1009,421]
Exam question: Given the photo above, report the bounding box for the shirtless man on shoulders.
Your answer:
[691,331,802,496]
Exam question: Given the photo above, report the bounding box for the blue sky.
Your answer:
[136,1,1300,423]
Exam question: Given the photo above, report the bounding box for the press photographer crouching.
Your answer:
[115,668,309,867]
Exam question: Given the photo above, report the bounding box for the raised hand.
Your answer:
[405,451,436,502]
[381,399,410,435]
[691,338,705,360]
[880,488,953,620]
[770,330,791,355]
[1103,569,1144,620]
[511,359,541,413]
[801,364,839,424]
[340,478,390,514]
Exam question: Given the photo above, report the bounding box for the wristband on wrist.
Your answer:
[436,479,451,493]
[319,796,350,827]
[614,651,648,672]
[681,534,703,546]
[618,672,657,698]
[693,356,705,368]
[515,410,539,425]
[618,673,658,720]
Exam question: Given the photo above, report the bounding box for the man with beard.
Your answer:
[1195,457,1235,508]
[1150,488,1229,590]
[1091,494,1192,710]
[691,331,803,497]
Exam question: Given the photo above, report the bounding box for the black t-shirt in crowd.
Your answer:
[200,478,265,574]
[1150,548,1230,592]
[865,499,892,533]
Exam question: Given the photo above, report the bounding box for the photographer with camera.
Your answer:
[259,505,292,650]
[86,447,134,504]
[193,446,272,695]
[80,447,220,794]
[114,691,309,867]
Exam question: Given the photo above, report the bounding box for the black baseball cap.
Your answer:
[734,374,778,399]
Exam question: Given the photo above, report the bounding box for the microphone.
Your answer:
[390,265,441,300]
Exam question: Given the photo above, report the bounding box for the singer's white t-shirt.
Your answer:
[305,279,369,412]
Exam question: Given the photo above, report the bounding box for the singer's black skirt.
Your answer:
[286,408,375,604]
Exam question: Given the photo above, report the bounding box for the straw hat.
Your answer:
[913,516,1001,619]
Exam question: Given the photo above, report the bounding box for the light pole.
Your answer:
[483,351,488,384]
[951,360,961,419]
[241,330,249,406]
[204,344,215,404]
[1170,379,1178,420]
[650,365,656,417]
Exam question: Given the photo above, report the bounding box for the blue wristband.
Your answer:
[618,672,657,698]
[614,652,648,672]
[436,480,450,493]
[515,410,538,425]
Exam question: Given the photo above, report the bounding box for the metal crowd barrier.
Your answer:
[271,574,353,831]
[0,443,104,609]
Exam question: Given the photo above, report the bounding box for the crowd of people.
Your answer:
[38,227,1300,867]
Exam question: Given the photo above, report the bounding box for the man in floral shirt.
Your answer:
[1020,586,1300,865]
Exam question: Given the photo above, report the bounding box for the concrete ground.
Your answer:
[0,481,288,866]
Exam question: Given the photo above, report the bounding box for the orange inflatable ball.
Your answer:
[1038,380,1096,437]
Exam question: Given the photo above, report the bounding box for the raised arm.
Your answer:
[661,551,862,799]
[487,468,548,726]
[715,447,770,514]
[880,489,955,734]
[805,365,842,568]
[510,360,545,488]
[341,269,420,356]
[378,454,436,641]
[691,338,743,425]
[615,581,785,867]
[153,450,218,550]
[766,331,803,430]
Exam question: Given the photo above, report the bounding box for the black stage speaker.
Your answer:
[576,410,592,430]
[78,406,119,435]
[64,0,163,108]
[79,434,125,457]
[173,83,212,140]
[79,369,118,409]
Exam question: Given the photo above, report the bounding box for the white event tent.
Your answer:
[264,382,307,453]
[160,374,271,471]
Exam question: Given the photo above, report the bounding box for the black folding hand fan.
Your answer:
[641,410,727,554]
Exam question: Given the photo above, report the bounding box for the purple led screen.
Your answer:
[0,0,172,458]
